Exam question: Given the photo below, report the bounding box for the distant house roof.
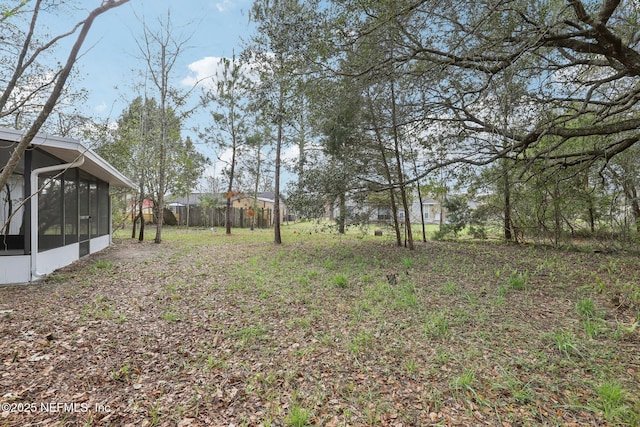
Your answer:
[168,192,224,206]
[0,127,135,188]
[256,192,276,202]
[168,191,285,206]
[236,192,287,206]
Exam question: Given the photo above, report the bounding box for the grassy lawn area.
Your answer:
[1,223,639,426]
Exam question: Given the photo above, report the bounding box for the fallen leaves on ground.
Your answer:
[1,227,639,426]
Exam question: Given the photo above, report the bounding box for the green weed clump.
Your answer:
[83,294,116,320]
[285,404,312,427]
[591,380,640,424]
[423,311,450,339]
[93,259,113,270]
[401,256,414,269]
[162,310,181,323]
[451,368,477,397]
[492,372,533,404]
[111,361,132,382]
[333,274,348,288]
[548,329,582,358]
[576,298,597,318]
[393,282,418,309]
[508,270,528,290]
[583,317,607,338]
[575,297,609,338]
[348,331,374,357]
[442,281,457,294]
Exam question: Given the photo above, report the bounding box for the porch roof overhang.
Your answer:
[0,127,135,188]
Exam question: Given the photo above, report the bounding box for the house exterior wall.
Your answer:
[91,234,111,253]
[0,129,132,284]
[0,256,30,284]
[328,191,450,226]
[232,195,290,223]
[0,234,112,284]
[34,234,111,278]
[37,244,80,277]
[409,196,447,225]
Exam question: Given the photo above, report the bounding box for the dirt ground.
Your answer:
[1,228,639,426]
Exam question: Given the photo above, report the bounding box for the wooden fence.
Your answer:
[171,206,273,229]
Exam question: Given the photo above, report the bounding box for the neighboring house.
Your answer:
[126,198,155,223]
[0,127,134,284]
[169,192,220,208]
[165,193,214,227]
[167,192,224,227]
[231,192,293,224]
[409,196,448,225]
[328,190,454,226]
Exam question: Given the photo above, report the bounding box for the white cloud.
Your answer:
[282,144,299,163]
[182,55,261,89]
[214,0,236,12]
[181,56,227,88]
[200,147,233,178]
[94,102,107,114]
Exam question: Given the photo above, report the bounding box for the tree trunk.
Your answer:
[503,163,513,241]
[625,184,640,234]
[273,84,284,245]
[225,196,232,233]
[154,100,167,244]
[138,201,145,242]
[389,188,402,247]
[337,192,346,234]
[131,197,137,238]
[186,194,190,228]
[417,185,426,243]
[588,206,596,233]
[410,150,427,242]
[553,181,561,248]
[225,146,236,235]
[252,151,262,231]
[389,80,413,250]
[3,184,12,237]
[132,212,138,239]
[367,93,401,246]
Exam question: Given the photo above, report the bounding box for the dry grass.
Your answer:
[1,223,639,426]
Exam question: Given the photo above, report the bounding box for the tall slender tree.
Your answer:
[247,0,320,244]
[201,54,252,234]
[135,10,191,244]
[96,96,207,240]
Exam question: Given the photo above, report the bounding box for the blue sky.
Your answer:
[43,0,271,188]
[32,0,301,191]
[71,0,254,120]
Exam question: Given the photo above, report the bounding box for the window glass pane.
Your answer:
[0,174,25,253]
[377,207,391,221]
[90,182,98,237]
[423,204,433,220]
[98,181,109,236]
[79,180,89,242]
[38,174,63,251]
[64,171,78,244]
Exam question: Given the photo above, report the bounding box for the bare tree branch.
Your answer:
[0,0,130,191]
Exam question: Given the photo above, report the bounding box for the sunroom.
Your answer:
[0,127,134,284]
